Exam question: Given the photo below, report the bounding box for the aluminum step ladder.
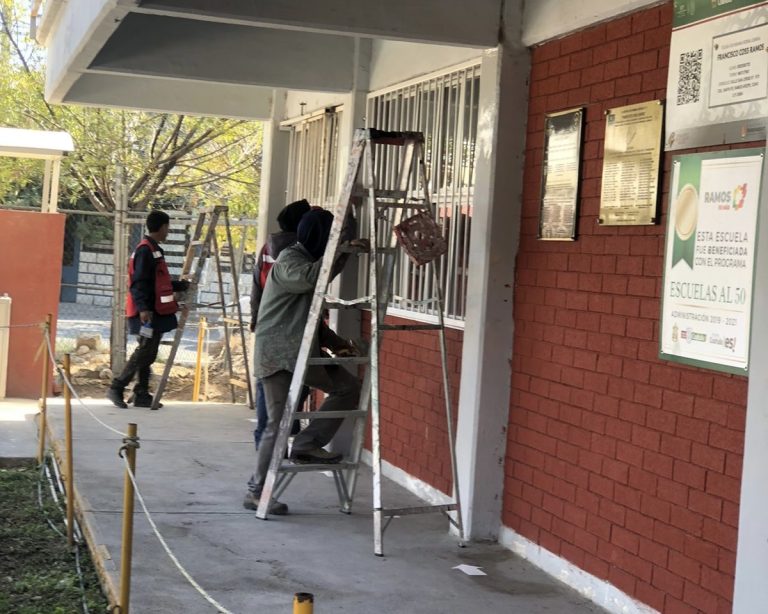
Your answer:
[151,205,254,410]
[255,128,464,556]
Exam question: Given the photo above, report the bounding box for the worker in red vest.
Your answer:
[108,210,189,409]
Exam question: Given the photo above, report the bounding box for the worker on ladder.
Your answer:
[244,208,362,514]
[249,198,310,450]
[108,210,189,409]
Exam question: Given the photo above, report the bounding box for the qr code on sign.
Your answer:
[677,49,703,105]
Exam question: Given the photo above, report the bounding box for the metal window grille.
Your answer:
[284,108,343,210]
[367,63,480,323]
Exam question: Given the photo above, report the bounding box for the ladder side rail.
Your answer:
[365,140,386,557]
[256,132,368,519]
[417,145,465,542]
[211,232,237,403]
[180,211,207,275]
[223,210,254,409]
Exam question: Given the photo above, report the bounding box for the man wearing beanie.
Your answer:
[249,199,310,450]
[244,208,362,514]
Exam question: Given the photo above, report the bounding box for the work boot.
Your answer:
[290,447,342,464]
[107,387,128,409]
[243,493,288,515]
[130,393,163,410]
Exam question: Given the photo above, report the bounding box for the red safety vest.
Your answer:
[257,243,276,289]
[125,238,178,317]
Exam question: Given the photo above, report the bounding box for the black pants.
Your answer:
[111,331,163,397]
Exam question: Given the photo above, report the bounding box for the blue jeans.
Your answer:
[253,381,268,450]
[253,381,305,449]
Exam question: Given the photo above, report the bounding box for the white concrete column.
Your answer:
[329,38,371,454]
[332,37,371,338]
[252,90,291,400]
[256,89,290,249]
[455,32,530,538]
[733,149,768,613]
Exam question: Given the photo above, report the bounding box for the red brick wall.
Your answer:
[505,3,753,612]
[362,312,462,494]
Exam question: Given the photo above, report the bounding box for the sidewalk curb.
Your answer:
[43,415,121,610]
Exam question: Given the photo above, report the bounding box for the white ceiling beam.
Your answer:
[128,0,501,47]
[64,74,274,120]
[88,13,356,92]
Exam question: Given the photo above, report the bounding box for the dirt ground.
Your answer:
[56,338,250,405]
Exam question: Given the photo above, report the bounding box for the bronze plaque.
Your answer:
[539,108,584,241]
[599,100,664,226]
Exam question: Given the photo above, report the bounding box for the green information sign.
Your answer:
[660,148,764,374]
[674,0,767,28]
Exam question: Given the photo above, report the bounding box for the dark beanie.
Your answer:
[277,199,310,233]
[297,208,334,261]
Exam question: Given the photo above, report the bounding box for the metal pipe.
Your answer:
[193,316,206,401]
[119,423,139,614]
[63,353,74,547]
[37,314,52,464]
[293,593,314,614]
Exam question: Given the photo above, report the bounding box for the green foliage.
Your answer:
[0,0,262,218]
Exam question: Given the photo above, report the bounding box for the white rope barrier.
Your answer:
[120,455,236,614]
[44,333,128,438]
[43,326,238,613]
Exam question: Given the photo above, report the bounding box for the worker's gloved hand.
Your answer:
[174,279,191,292]
[334,339,361,358]
[139,310,152,324]
[249,321,256,333]
[347,238,370,253]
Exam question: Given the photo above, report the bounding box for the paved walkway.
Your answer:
[0,398,38,465]
[40,399,606,614]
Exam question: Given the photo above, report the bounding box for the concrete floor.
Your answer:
[41,399,606,614]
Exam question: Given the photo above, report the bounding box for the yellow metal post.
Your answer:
[119,423,139,614]
[37,313,52,464]
[192,316,206,401]
[293,592,314,614]
[63,353,74,547]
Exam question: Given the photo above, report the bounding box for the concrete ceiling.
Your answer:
[43,0,502,119]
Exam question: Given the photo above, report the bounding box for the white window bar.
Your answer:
[284,108,343,210]
[366,63,480,324]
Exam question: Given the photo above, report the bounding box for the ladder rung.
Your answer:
[381,503,457,517]
[293,410,368,420]
[229,378,248,389]
[375,201,423,209]
[279,461,357,473]
[380,324,443,331]
[307,357,369,366]
[323,296,371,308]
[338,243,370,254]
[221,317,242,325]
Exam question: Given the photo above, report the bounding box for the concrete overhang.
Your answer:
[40,0,500,119]
[0,127,74,159]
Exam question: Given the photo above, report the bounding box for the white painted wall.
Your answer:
[522,0,661,46]
[45,0,123,103]
[283,91,347,121]
[733,153,768,613]
[369,40,485,91]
